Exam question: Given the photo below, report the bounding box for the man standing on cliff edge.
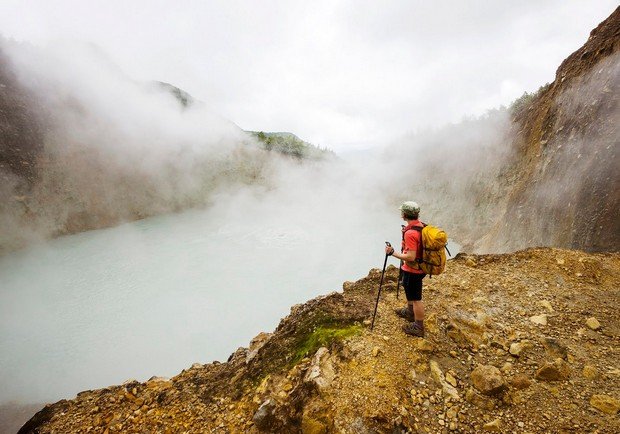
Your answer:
[385,201,426,338]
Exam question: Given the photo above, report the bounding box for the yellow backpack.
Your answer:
[405,224,449,276]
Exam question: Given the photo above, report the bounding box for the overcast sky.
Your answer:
[0,0,617,151]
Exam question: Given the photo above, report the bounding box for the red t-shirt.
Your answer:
[401,220,425,274]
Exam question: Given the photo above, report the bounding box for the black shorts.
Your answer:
[402,270,426,301]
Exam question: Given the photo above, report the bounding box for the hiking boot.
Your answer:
[402,322,425,338]
[394,307,415,322]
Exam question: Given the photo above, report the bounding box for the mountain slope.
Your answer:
[479,6,620,252]
[380,7,619,255]
[0,47,45,185]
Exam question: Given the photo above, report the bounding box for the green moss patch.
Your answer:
[291,324,362,365]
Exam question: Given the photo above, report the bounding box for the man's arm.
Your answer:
[385,229,418,262]
[394,249,416,262]
[385,245,416,262]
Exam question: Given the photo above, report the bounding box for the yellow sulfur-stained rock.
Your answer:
[301,415,327,434]
[529,314,548,326]
[583,365,599,380]
[483,418,502,431]
[590,395,620,415]
[445,372,458,388]
[415,339,435,352]
[586,317,601,330]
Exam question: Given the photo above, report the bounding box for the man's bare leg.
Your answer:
[412,301,424,321]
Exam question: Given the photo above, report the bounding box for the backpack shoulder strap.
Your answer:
[407,223,426,233]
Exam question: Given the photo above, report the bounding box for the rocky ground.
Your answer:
[19,247,620,434]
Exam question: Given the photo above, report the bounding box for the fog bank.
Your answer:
[3,38,506,255]
[0,39,284,252]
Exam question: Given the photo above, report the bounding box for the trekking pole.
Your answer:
[371,242,391,331]
[396,262,403,300]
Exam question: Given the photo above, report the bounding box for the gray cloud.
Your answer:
[0,0,617,151]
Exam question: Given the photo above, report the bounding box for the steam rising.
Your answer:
[0,40,282,251]
[3,33,617,256]
[0,37,526,255]
[377,110,515,250]
[0,39,470,252]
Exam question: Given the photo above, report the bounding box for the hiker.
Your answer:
[385,201,426,338]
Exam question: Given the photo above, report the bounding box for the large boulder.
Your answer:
[252,399,277,431]
[471,365,507,396]
[535,358,571,382]
[304,347,336,389]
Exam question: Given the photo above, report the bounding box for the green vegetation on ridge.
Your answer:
[508,83,551,116]
[249,131,335,160]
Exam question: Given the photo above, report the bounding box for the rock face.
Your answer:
[378,7,620,255]
[18,248,620,433]
[252,399,277,430]
[0,47,45,184]
[479,6,620,252]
